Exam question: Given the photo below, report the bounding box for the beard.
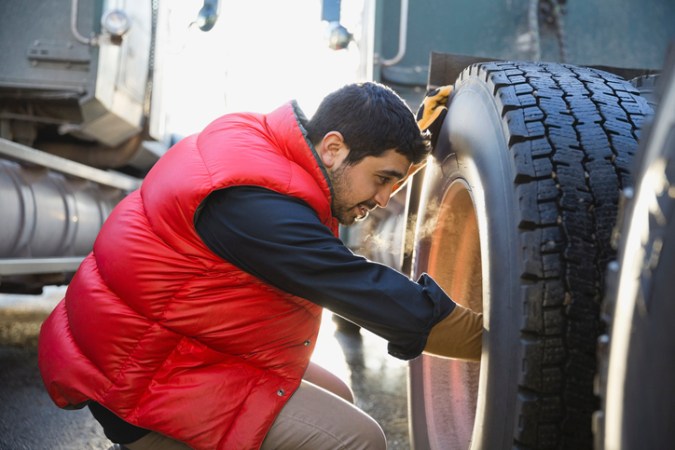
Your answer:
[329,164,376,226]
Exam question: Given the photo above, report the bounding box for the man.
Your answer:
[38,82,482,449]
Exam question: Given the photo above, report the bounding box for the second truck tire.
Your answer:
[408,61,652,449]
[598,49,675,450]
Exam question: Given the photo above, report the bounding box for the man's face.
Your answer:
[328,148,411,225]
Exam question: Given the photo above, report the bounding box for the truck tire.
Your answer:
[408,61,652,450]
[597,53,675,450]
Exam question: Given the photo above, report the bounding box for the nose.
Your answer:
[373,187,391,209]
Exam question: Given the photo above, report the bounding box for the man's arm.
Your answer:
[195,186,457,360]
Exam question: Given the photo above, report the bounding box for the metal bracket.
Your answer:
[0,137,142,191]
[0,257,84,275]
[26,41,90,64]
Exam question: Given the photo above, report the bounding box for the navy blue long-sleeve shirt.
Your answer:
[194,186,456,360]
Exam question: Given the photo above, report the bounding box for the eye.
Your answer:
[377,175,390,185]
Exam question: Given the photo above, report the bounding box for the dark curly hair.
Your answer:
[306,82,431,165]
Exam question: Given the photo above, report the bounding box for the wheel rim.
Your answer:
[421,179,482,450]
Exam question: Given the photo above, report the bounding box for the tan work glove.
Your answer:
[391,85,453,196]
[424,303,483,361]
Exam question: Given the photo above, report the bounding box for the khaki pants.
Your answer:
[124,363,386,450]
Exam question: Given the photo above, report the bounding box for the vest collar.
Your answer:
[266,102,337,233]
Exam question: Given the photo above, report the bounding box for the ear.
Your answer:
[317,131,348,169]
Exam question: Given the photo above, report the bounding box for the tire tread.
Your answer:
[462,61,651,449]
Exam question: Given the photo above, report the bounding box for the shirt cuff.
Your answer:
[387,273,456,360]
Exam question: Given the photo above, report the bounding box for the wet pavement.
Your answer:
[0,288,410,450]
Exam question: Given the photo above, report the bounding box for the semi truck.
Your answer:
[1,0,158,292]
[0,0,224,293]
[1,0,673,449]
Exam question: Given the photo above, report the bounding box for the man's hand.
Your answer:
[424,303,483,361]
[391,85,453,196]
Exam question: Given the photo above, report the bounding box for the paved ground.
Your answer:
[0,288,410,450]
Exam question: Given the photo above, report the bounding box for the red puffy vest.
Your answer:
[38,102,339,449]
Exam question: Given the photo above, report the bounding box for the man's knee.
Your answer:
[350,414,387,450]
[262,411,386,450]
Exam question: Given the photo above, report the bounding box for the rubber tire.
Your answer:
[408,61,652,450]
[598,53,675,450]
